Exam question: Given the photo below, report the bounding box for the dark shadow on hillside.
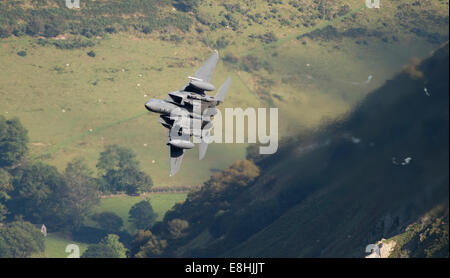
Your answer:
[143,44,449,258]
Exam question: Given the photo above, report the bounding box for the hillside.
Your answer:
[1,0,448,187]
[385,203,448,258]
[152,43,449,258]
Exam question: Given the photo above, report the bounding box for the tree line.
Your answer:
[1,114,266,257]
[128,159,261,257]
[0,115,155,257]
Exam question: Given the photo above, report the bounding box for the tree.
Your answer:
[91,212,123,234]
[100,234,127,258]
[0,203,7,224]
[103,166,152,195]
[80,243,116,258]
[208,160,260,189]
[134,230,167,258]
[128,199,157,230]
[81,234,127,258]
[0,168,13,201]
[63,158,100,229]
[42,15,65,38]
[168,219,189,239]
[97,145,139,174]
[123,167,152,195]
[162,160,260,242]
[7,159,97,230]
[26,16,45,36]
[130,229,152,256]
[0,116,28,167]
[97,145,153,194]
[0,219,45,258]
[9,162,67,227]
[0,167,10,222]
[0,235,9,257]
[0,26,12,38]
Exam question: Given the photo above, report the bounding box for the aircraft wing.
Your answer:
[182,50,219,92]
[193,50,219,83]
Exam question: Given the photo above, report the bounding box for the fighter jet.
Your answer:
[145,50,231,176]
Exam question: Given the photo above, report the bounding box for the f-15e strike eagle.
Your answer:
[145,50,231,176]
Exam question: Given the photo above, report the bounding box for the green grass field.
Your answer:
[2,0,448,259]
[87,192,187,233]
[0,0,447,188]
[45,233,89,258]
[0,35,255,188]
[44,192,186,257]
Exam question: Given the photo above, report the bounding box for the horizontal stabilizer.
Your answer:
[199,130,210,160]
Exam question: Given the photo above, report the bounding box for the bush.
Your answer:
[0,26,12,38]
[173,0,200,12]
[104,26,117,34]
[215,36,229,49]
[0,219,45,258]
[258,32,277,44]
[37,37,95,50]
[43,19,64,38]
[239,55,263,72]
[168,219,189,239]
[87,50,96,57]
[80,242,117,258]
[142,24,153,34]
[17,51,27,57]
[81,234,127,258]
[169,34,184,43]
[133,230,167,258]
[223,53,239,64]
[26,17,45,36]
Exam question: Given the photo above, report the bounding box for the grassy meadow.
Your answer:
[0,34,439,187]
[0,0,447,259]
[45,233,89,258]
[87,192,187,233]
[44,192,186,257]
[1,0,446,188]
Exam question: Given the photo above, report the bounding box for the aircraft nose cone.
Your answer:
[145,99,157,112]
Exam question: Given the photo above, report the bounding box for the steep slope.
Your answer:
[384,203,448,258]
[225,44,449,258]
[157,43,449,258]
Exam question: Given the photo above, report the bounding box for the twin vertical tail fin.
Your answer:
[214,77,231,104]
[198,77,230,160]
